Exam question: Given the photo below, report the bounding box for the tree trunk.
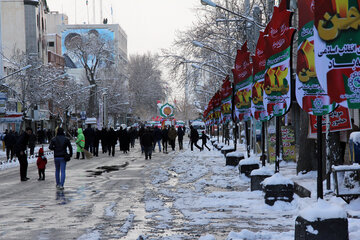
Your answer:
[297,108,317,173]
[87,86,97,117]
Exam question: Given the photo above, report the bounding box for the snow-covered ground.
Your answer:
[142,143,360,239]
[1,141,359,239]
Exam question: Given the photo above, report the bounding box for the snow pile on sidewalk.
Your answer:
[142,146,360,239]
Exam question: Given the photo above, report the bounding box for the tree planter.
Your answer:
[262,173,294,206]
[295,200,348,240]
[216,143,225,151]
[238,158,260,177]
[225,152,245,166]
[295,216,348,240]
[221,147,235,156]
[263,184,294,205]
[250,168,273,191]
[251,175,271,191]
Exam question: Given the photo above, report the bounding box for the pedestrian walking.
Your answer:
[49,127,73,190]
[138,126,145,154]
[118,127,130,154]
[75,128,85,159]
[84,124,95,154]
[168,126,177,151]
[36,148,47,181]
[28,132,36,156]
[1,129,7,152]
[4,130,16,162]
[129,127,137,148]
[141,128,154,160]
[14,127,33,181]
[201,131,211,151]
[190,126,202,151]
[161,126,169,153]
[152,126,162,152]
[101,127,108,154]
[93,128,100,157]
[177,126,185,150]
[107,127,117,157]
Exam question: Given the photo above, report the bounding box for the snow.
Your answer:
[199,235,216,240]
[350,131,360,144]
[250,167,274,176]
[238,156,260,166]
[332,164,360,171]
[299,199,347,222]
[222,145,235,151]
[77,230,101,240]
[261,173,294,186]
[306,225,319,235]
[105,202,116,217]
[120,212,135,233]
[226,151,244,158]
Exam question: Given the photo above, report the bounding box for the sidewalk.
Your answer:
[137,142,360,239]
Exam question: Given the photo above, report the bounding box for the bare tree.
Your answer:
[128,53,167,120]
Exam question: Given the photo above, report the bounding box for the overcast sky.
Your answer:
[47,0,199,56]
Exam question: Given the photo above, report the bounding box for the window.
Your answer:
[48,42,55,47]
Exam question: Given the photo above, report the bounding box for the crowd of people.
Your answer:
[0,124,212,191]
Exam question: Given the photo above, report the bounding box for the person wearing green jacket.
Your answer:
[75,128,85,159]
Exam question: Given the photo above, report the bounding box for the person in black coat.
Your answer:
[190,126,202,151]
[201,131,211,151]
[177,126,185,150]
[138,126,145,154]
[49,127,73,190]
[141,128,154,160]
[14,127,33,181]
[83,124,95,154]
[129,127,137,148]
[161,127,169,153]
[4,130,16,161]
[107,128,117,157]
[101,128,108,153]
[28,132,37,156]
[118,127,130,153]
[152,126,162,152]
[93,129,100,157]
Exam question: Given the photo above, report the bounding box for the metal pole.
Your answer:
[326,114,331,190]
[231,82,237,151]
[317,115,324,199]
[245,121,250,157]
[275,116,281,173]
[261,121,266,166]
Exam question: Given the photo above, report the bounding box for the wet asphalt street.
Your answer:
[0,145,156,240]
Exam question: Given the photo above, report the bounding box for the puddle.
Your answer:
[86,162,129,177]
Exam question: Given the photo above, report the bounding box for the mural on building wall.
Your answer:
[61,28,115,68]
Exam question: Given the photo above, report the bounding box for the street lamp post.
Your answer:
[200,0,265,28]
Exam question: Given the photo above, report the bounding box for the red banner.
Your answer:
[309,105,352,134]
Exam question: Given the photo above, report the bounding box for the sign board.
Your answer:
[309,106,352,134]
[80,111,86,120]
[281,126,296,162]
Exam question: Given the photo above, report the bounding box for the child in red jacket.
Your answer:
[36,148,47,181]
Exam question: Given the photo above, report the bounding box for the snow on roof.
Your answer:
[299,199,347,222]
[250,167,274,176]
[238,157,259,166]
[226,151,244,158]
[350,131,360,144]
[261,173,293,186]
